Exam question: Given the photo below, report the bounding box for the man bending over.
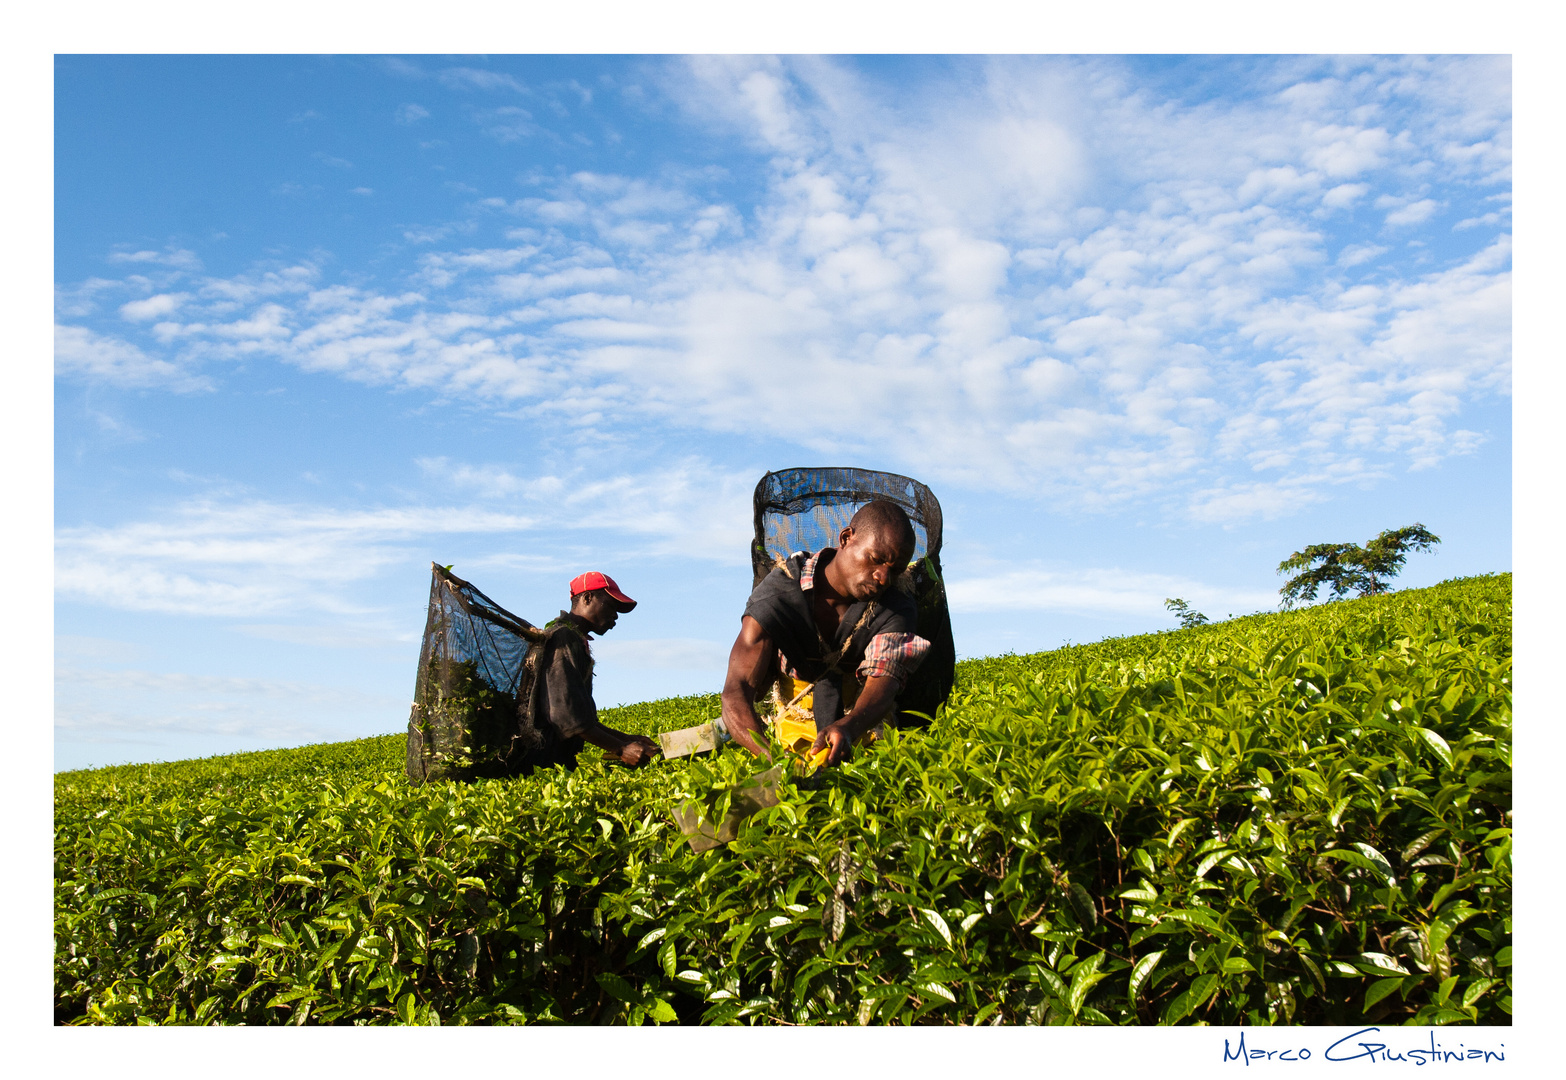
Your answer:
[720,500,931,767]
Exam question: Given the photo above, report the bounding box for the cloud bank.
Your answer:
[57,56,1511,528]
[55,459,756,618]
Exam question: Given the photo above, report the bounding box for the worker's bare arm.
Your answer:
[579,721,659,767]
[719,616,776,759]
[809,674,899,767]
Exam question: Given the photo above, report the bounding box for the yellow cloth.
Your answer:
[770,674,877,757]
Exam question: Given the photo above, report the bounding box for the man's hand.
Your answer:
[807,675,901,769]
[720,711,772,759]
[809,721,855,768]
[611,734,659,768]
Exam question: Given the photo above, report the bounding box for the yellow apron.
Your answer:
[770,674,881,758]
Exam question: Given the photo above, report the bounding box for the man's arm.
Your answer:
[809,625,930,767]
[808,674,900,767]
[719,615,777,759]
[580,721,658,767]
[545,630,656,768]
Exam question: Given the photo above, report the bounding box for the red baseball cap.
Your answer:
[570,571,637,612]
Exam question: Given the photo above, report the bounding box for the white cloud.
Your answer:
[56,500,537,617]
[947,567,1277,619]
[55,666,400,745]
[1237,166,1319,205]
[1304,124,1390,178]
[1186,479,1329,525]
[107,247,202,271]
[54,324,211,392]
[456,551,573,575]
[1384,198,1440,227]
[59,666,390,703]
[1320,183,1369,210]
[55,277,124,319]
[396,103,430,124]
[1336,243,1386,267]
[55,635,148,665]
[403,224,456,244]
[56,56,1511,519]
[55,709,342,747]
[478,106,536,143]
[1370,238,1512,462]
[421,456,758,564]
[234,624,416,649]
[56,457,758,621]
[417,457,532,497]
[440,67,527,94]
[591,638,729,670]
[382,58,425,80]
[119,292,188,321]
[1455,210,1507,230]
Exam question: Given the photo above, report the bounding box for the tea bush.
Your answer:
[54,574,1510,1026]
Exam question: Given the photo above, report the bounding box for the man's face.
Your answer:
[576,591,623,634]
[835,525,913,601]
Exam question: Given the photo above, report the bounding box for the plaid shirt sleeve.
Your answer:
[856,631,931,687]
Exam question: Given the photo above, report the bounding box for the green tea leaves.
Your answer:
[53,575,1511,1027]
[1412,727,1455,770]
[920,908,953,948]
[1065,883,1098,930]
[1127,950,1164,1002]
[1350,843,1398,887]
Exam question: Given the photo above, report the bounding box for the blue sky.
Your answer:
[54,54,1512,771]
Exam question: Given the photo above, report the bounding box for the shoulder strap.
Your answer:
[819,601,878,679]
[777,600,879,713]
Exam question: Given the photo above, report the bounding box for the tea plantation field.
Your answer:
[54,574,1511,1026]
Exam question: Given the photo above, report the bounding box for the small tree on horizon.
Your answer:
[1277,523,1441,608]
[1164,597,1210,629]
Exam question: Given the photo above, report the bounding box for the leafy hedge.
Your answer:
[54,574,1511,1026]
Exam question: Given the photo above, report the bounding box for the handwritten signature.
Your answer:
[1224,1028,1506,1065]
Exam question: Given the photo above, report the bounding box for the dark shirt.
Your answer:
[742,549,925,728]
[541,611,598,739]
[519,612,598,772]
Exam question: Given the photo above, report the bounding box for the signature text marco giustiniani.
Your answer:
[1224,1028,1505,1066]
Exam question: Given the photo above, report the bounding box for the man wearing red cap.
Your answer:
[528,571,659,773]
